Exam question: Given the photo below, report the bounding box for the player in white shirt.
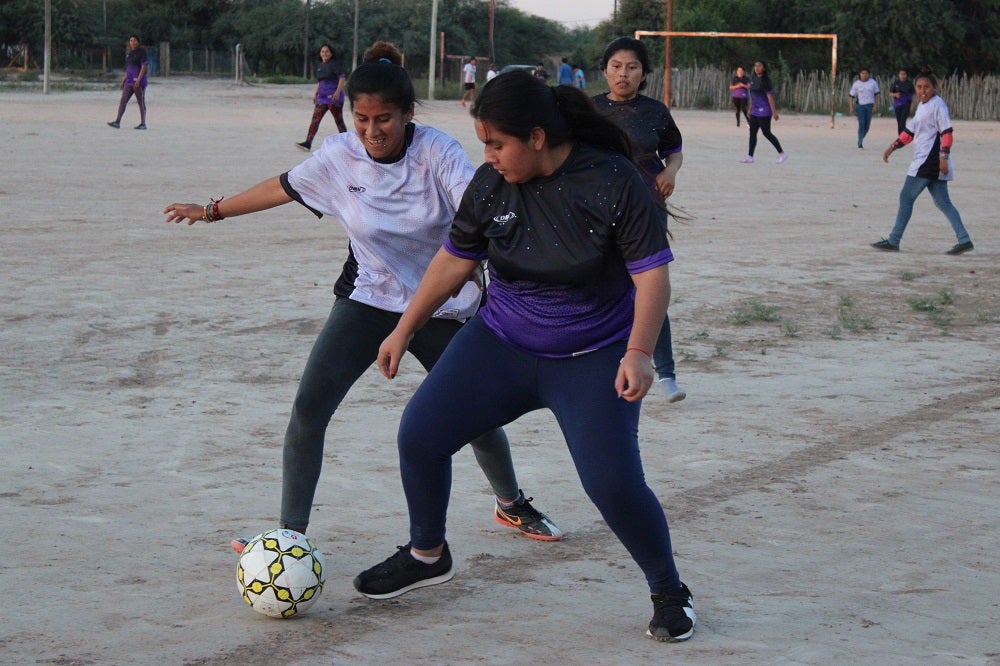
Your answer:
[460,56,477,107]
[848,68,880,148]
[164,41,562,550]
[871,71,973,254]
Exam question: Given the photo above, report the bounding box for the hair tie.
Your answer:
[378,57,392,64]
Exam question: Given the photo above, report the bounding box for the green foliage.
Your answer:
[727,300,781,325]
[2,0,997,77]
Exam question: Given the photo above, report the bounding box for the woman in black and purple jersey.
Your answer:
[295,44,348,151]
[107,35,148,130]
[740,60,787,164]
[592,36,686,403]
[355,70,696,644]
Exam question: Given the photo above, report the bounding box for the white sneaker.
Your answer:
[657,378,686,403]
[738,155,754,163]
[776,152,789,164]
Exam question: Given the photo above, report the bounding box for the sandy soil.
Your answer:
[2,78,998,665]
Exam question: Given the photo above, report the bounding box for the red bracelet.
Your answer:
[626,347,651,359]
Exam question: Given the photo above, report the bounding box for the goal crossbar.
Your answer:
[635,30,839,127]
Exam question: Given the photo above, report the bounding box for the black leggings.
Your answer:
[732,97,748,124]
[748,115,783,156]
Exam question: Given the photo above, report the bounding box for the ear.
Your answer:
[529,126,546,150]
[403,103,415,123]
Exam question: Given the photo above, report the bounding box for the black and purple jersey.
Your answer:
[445,143,673,358]
[124,47,147,87]
[748,75,773,117]
[591,93,682,201]
[315,60,345,106]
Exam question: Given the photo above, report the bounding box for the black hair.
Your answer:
[752,59,773,91]
[472,70,631,159]
[319,44,335,57]
[600,37,651,91]
[915,70,937,88]
[346,41,414,110]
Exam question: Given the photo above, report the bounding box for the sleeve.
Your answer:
[657,108,683,157]
[612,163,673,271]
[444,167,491,261]
[935,100,953,133]
[284,148,340,218]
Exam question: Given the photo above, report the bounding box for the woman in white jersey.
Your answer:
[871,72,974,255]
[163,41,561,549]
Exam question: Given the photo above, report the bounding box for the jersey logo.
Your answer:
[493,212,517,224]
[348,185,366,193]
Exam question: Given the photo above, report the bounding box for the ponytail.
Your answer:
[473,71,632,160]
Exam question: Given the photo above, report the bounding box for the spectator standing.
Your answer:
[558,57,573,85]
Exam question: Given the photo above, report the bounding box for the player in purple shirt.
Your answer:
[296,44,347,151]
[355,70,696,644]
[107,35,148,130]
[740,60,788,164]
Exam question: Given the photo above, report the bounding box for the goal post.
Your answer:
[635,30,839,128]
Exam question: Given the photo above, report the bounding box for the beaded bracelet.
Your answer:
[203,196,225,223]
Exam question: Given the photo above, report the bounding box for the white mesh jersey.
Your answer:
[284,124,481,319]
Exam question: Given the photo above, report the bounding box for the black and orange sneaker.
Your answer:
[494,491,563,541]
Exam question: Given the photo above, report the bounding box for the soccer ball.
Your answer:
[236,528,326,618]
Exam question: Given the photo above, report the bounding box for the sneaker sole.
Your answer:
[666,391,686,404]
[494,514,564,541]
[354,565,455,600]
[646,626,694,642]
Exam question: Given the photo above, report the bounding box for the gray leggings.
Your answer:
[280,297,520,530]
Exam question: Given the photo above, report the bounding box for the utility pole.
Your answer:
[303,0,311,78]
[352,0,359,70]
[662,0,673,107]
[488,0,495,65]
[43,0,51,94]
[428,0,439,99]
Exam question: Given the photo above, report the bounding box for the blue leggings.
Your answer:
[398,315,682,593]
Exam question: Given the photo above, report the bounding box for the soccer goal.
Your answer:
[635,30,839,128]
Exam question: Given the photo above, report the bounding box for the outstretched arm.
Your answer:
[163,176,292,225]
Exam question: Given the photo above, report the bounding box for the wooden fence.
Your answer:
[641,66,1000,121]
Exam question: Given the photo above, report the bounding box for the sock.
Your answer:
[410,549,440,565]
[496,490,524,509]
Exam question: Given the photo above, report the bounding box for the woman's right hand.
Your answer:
[163,203,206,225]
[377,328,414,380]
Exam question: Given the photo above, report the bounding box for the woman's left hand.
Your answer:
[615,351,655,402]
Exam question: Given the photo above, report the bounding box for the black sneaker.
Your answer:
[354,543,454,599]
[107,121,120,128]
[946,241,974,255]
[134,123,146,130]
[871,238,899,251]
[495,491,563,541]
[295,141,311,152]
[647,583,696,642]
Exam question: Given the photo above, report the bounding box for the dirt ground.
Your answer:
[2,78,998,665]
